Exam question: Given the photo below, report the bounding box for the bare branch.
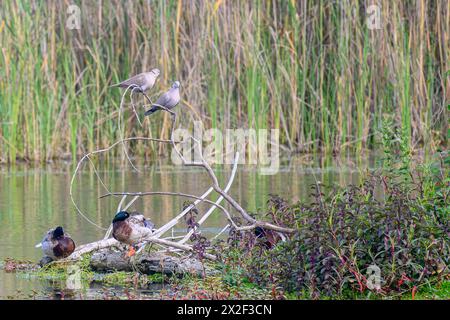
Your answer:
[99,191,240,230]
[68,234,216,261]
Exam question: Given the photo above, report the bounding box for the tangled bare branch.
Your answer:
[69,85,293,261]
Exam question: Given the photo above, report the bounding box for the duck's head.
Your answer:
[172,81,180,89]
[254,226,265,238]
[151,68,160,76]
[112,211,130,223]
[52,226,64,239]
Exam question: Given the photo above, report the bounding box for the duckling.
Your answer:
[112,211,155,257]
[35,226,76,262]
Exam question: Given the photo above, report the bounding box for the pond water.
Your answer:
[0,154,378,299]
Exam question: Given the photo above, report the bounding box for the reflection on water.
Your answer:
[0,154,378,299]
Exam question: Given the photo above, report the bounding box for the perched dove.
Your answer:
[111,68,160,92]
[144,81,181,116]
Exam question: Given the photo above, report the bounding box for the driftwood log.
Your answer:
[40,244,214,277]
[90,247,211,277]
[45,237,216,277]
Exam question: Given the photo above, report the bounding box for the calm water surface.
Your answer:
[0,154,377,299]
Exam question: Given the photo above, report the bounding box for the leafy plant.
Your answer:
[220,164,449,298]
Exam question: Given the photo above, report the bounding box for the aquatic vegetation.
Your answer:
[166,274,273,300]
[1,258,38,273]
[3,256,166,290]
[31,254,94,282]
[102,271,167,287]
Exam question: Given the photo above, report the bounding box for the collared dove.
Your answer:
[111,68,160,92]
[112,211,156,256]
[145,81,181,116]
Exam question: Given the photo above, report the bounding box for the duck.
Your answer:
[35,226,76,261]
[112,211,156,256]
[254,226,283,249]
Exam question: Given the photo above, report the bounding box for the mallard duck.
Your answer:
[112,211,155,256]
[254,227,283,249]
[35,226,76,261]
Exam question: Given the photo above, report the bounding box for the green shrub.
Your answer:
[222,160,449,298]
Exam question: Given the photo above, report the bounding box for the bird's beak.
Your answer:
[35,243,42,248]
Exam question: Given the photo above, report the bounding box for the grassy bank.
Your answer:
[0,1,448,163]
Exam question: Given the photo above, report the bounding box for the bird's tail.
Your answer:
[144,106,159,116]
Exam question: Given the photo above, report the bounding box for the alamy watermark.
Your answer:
[66,4,81,30]
[366,4,382,30]
[366,264,381,290]
[171,121,280,175]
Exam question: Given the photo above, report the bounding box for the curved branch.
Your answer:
[179,152,240,244]
[68,236,217,261]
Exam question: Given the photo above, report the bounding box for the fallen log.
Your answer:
[90,247,212,277]
[38,246,214,277]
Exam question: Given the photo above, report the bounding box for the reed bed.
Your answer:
[0,0,448,163]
